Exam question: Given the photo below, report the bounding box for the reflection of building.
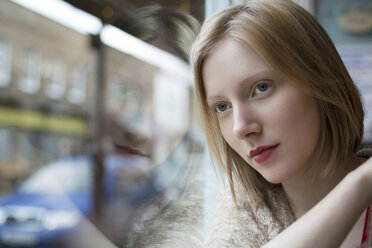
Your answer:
[105,46,156,116]
[0,0,96,189]
[104,37,194,165]
[0,0,197,192]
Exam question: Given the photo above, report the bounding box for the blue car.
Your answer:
[0,154,157,248]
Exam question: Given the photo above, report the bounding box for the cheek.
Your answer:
[219,118,236,148]
[270,93,320,153]
[270,88,318,128]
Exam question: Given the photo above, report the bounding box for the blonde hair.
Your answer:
[191,0,364,204]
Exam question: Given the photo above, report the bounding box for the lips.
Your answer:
[249,144,279,163]
[114,143,149,157]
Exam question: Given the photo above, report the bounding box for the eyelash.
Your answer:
[214,102,231,113]
[212,81,273,113]
[253,81,272,96]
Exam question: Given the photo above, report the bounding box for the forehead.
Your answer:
[202,37,273,98]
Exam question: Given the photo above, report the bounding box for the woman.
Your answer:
[191,0,372,247]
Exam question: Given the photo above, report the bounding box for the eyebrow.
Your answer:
[206,96,223,107]
[206,68,276,106]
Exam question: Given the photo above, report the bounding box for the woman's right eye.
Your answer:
[215,103,231,113]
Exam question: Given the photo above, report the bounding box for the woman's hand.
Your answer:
[263,156,372,248]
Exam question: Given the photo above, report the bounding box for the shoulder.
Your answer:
[203,183,294,248]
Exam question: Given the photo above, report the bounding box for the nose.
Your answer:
[232,104,261,140]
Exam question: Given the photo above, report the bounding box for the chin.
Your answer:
[262,173,287,184]
[265,178,283,184]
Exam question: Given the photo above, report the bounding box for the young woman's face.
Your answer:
[202,37,320,184]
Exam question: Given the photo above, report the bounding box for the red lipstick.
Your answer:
[249,144,279,163]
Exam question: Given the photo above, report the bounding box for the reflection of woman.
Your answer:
[109,5,203,248]
[191,0,372,247]
[115,4,200,62]
[110,4,201,160]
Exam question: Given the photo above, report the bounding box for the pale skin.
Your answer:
[203,36,372,247]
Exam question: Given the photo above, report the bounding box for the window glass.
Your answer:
[18,50,41,94]
[0,1,208,247]
[0,128,14,163]
[44,58,67,99]
[67,66,87,104]
[0,38,12,87]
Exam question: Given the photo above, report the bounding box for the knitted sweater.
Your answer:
[204,184,294,248]
[204,149,372,248]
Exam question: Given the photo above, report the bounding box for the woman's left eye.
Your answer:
[253,82,271,96]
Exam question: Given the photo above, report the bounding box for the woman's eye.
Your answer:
[253,82,271,95]
[215,103,230,113]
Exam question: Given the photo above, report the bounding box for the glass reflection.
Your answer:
[0,0,205,247]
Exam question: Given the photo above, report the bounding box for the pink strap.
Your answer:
[361,206,371,246]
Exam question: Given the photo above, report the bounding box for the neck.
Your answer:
[282,155,365,219]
